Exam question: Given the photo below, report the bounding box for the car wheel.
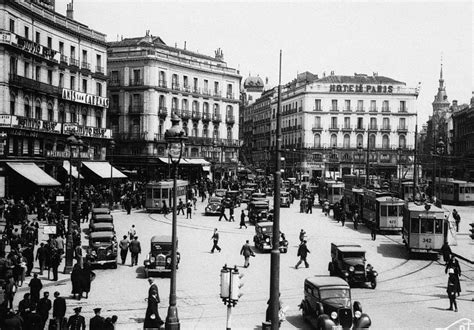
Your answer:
[300,301,308,320]
[371,278,377,289]
[111,262,117,269]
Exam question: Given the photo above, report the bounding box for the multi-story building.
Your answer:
[0,0,110,197]
[451,94,474,180]
[107,32,241,181]
[242,71,419,180]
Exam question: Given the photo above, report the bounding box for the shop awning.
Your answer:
[82,161,127,179]
[7,162,60,186]
[184,158,210,166]
[62,160,83,179]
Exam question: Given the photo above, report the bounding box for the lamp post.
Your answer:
[357,143,363,186]
[64,134,80,274]
[397,146,403,197]
[164,113,187,330]
[109,140,116,210]
[331,144,337,180]
[75,138,84,218]
[435,138,445,201]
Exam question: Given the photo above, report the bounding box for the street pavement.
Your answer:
[9,200,474,329]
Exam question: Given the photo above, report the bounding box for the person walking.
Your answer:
[162,201,169,215]
[239,210,248,229]
[128,225,137,241]
[37,291,52,329]
[218,202,228,221]
[177,198,185,215]
[353,210,359,230]
[53,291,67,329]
[445,256,462,278]
[71,262,83,300]
[36,242,47,275]
[452,209,461,232]
[446,269,460,312]
[371,227,377,241]
[340,211,346,227]
[4,276,17,309]
[67,306,86,330]
[295,240,310,269]
[144,292,164,329]
[89,308,105,330]
[440,241,452,265]
[29,273,43,304]
[129,236,141,266]
[240,240,254,268]
[299,229,306,243]
[50,248,61,281]
[211,228,221,253]
[119,235,130,265]
[80,260,93,299]
[229,204,235,222]
[186,200,193,219]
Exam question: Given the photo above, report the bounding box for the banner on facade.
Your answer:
[61,88,109,108]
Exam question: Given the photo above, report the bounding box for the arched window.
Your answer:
[58,104,65,123]
[369,134,376,149]
[47,102,54,121]
[382,134,390,149]
[330,134,338,148]
[399,135,406,148]
[227,127,232,140]
[171,74,179,89]
[203,102,209,114]
[343,134,351,148]
[213,104,219,116]
[81,107,88,126]
[95,110,102,128]
[171,97,178,111]
[70,105,77,123]
[213,125,219,139]
[314,134,321,148]
[24,97,30,117]
[159,95,166,109]
[182,122,188,136]
[356,134,364,148]
[226,105,233,117]
[10,93,16,115]
[181,99,188,111]
[192,123,198,137]
[159,71,166,86]
[35,99,42,119]
[192,101,199,112]
[203,124,209,138]
[226,84,233,98]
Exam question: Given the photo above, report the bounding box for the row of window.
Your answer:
[314,99,407,112]
[4,137,102,157]
[314,117,407,130]
[8,18,104,68]
[312,133,407,149]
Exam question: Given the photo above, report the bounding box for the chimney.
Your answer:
[184,41,186,50]
[452,100,458,106]
[265,77,269,85]
[330,71,334,76]
[66,0,74,19]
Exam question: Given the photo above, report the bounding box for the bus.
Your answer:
[428,178,474,205]
[318,179,345,208]
[402,202,449,254]
[145,180,189,212]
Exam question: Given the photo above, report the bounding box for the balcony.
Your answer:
[154,133,165,142]
[202,89,211,97]
[60,54,68,64]
[341,125,353,132]
[182,85,191,93]
[356,107,365,112]
[313,107,323,112]
[381,107,391,113]
[369,107,378,113]
[129,105,144,114]
[343,107,352,112]
[81,62,90,71]
[171,83,180,91]
[225,93,234,100]
[398,108,408,113]
[109,79,121,87]
[191,111,202,120]
[355,126,365,132]
[397,126,408,133]
[202,113,211,122]
[212,114,222,123]
[129,79,144,86]
[226,115,235,125]
[312,125,323,132]
[328,125,340,132]
[116,132,148,141]
[158,107,168,117]
[213,90,222,98]
[380,125,391,132]
[158,80,168,88]
[368,125,378,131]
[170,108,181,117]
[192,87,200,94]
[9,74,59,95]
[95,66,104,75]
[181,109,191,120]
[69,58,79,68]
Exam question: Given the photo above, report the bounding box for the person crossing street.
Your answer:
[211,228,221,253]
[295,240,310,269]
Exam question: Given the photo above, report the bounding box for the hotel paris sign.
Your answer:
[329,84,393,94]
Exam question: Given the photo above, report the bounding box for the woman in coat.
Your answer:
[144,293,163,329]
[80,260,93,299]
[71,263,83,299]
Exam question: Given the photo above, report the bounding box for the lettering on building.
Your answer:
[62,89,109,108]
[16,35,58,61]
[63,123,108,138]
[329,84,393,94]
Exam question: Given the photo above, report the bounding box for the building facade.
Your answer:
[0,0,110,197]
[451,94,474,180]
[107,33,241,181]
[242,72,419,181]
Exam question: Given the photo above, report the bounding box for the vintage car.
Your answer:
[214,189,227,198]
[251,192,267,202]
[91,207,110,215]
[86,231,117,268]
[300,276,371,329]
[280,191,291,207]
[241,188,256,203]
[225,190,241,207]
[205,197,224,215]
[89,222,115,233]
[328,243,378,289]
[89,213,113,229]
[253,222,287,253]
[143,235,180,277]
[248,200,270,224]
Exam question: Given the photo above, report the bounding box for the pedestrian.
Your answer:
[193,195,197,210]
[24,243,34,277]
[104,315,118,330]
[144,292,164,329]
[89,307,105,330]
[341,211,346,227]
[353,210,359,230]
[119,235,130,265]
[162,200,169,215]
[177,198,185,215]
[452,209,461,232]
[67,306,86,330]
[80,260,93,299]
[24,305,43,330]
[71,262,83,300]
[4,276,17,309]
[295,240,310,269]
[129,235,141,266]
[50,248,61,281]
[211,228,221,253]
[148,277,159,299]
[445,256,461,277]
[371,227,377,241]
[36,242,47,275]
[240,240,254,268]
[37,291,52,329]
[29,272,43,304]
[440,241,452,265]
[299,229,306,243]
[323,200,330,216]
[53,291,67,329]
[218,202,228,221]
[128,225,137,240]
[446,269,460,312]
[186,200,192,219]
[239,210,247,229]
[18,292,33,319]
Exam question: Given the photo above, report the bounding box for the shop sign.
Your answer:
[62,88,109,108]
[329,84,393,94]
[63,123,111,138]
[0,115,13,126]
[10,129,38,137]
[45,150,90,159]
[306,162,324,168]
[15,117,61,133]
[15,35,58,61]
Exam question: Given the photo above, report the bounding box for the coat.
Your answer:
[89,315,105,330]
[80,262,93,293]
[144,295,162,328]
[129,240,141,254]
[71,264,83,294]
[37,297,52,319]
[148,283,160,302]
[67,314,86,330]
[240,244,253,258]
[53,297,67,318]
[297,243,310,259]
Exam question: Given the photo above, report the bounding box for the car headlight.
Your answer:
[166,257,172,264]
[349,266,355,272]
[265,238,270,243]
[91,251,97,256]
[331,311,337,320]
[144,261,150,265]
[354,310,362,318]
[150,256,155,263]
[372,271,378,277]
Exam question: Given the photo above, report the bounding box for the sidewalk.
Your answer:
[442,205,474,264]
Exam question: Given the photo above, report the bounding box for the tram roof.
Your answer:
[376,196,405,203]
[405,202,445,212]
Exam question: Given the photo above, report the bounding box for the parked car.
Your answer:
[89,222,115,233]
[299,276,371,329]
[241,188,255,203]
[251,192,267,201]
[143,235,180,277]
[253,222,287,253]
[248,200,270,224]
[89,213,113,230]
[280,191,291,207]
[215,189,227,198]
[205,197,224,216]
[328,243,378,289]
[86,231,117,269]
[91,207,110,215]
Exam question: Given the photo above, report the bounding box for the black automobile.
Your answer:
[253,222,287,253]
[205,197,224,216]
[299,276,371,329]
[86,231,118,269]
[328,243,378,289]
[225,190,241,207]
[143,235,180,277]
[248,200,270,224]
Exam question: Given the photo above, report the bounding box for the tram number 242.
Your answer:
[422,238,432,243]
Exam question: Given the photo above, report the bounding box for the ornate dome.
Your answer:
[244,76,264,89]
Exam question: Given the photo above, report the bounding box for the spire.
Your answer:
[439,55,444,87]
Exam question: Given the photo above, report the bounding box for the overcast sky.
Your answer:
[56,0,473,126]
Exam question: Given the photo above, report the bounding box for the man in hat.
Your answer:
[148,278,159,299]
[89,307,105,330]
[53,291,66,328]
[37,291,52,329]
[67,306,86,330]
[29,273,43,304]
[129,235,141,266]
[119,235,130,265]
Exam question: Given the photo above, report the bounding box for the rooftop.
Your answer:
[316,74,404,85]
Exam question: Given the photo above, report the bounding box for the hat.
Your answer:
[74,307,82,313]
[93,308,101,313]
[148,278,154,284]
[448,268,454,274]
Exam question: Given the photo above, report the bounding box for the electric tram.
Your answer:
[361,189,404,232]
[427,178,474,205]
[318,179,344,208]
[145,179,189,212]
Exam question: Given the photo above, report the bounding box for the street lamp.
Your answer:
[164,112,187,330]
[357,143,363,186]
[331,144,337,180]
[64,134,81,274]
[109,140,116,210]
[435,138,445,201]
[397,146,403,197]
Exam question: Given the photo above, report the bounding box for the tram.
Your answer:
[427,178,474,205]
[342,186,365,216]
[402,202,448,254]
[145,179,189,212]
[361,189,404,232]
[318,179,344,208]
[390,179,415,201]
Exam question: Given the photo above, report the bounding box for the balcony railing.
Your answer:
[60,54,68,64]
[225,93,234,100]
[192,87,200,94]
[212,114,222,123]
[81,62,90,70]
[158,80,167,88]
[181,109,191,120]
[312,125,323,131]
[398,108,408,113]
[369,107,378,113]
[355,126,365,131]
[328,125,340,131]
[202,89,211,96]
[202,113,211,122]
[381,107,391,113]
[330,107,339,112]
[170,108,181,116]
[9,74,59,95]
[191,111,202,120]
[341,125,353,132]
[313,107,323,112]
[380,125,391,132]
[116,132,147,141]
[129,79,144,86]
[109,79,121,87]
[69,58,79,67]
[129,105,144,114]
[356,107,365,112]
[171,83,180,91]
[213,90,221,97]
[368,125,378,131]
[397,126,408,132]
[158,107,168,117]
[182,85,191,93]
[95,66,104,74]
[343,107,352,112]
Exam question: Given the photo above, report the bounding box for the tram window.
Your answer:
[420,219,434,234]
[381,206,387,217]
[434,219,442,233]
[388,205,398,216]
[459,187,464,194]
[153,189,161,199]
[333,188,340,195]
[162,189,169,199]
[146,188,152,198]
[410,218,419,233]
